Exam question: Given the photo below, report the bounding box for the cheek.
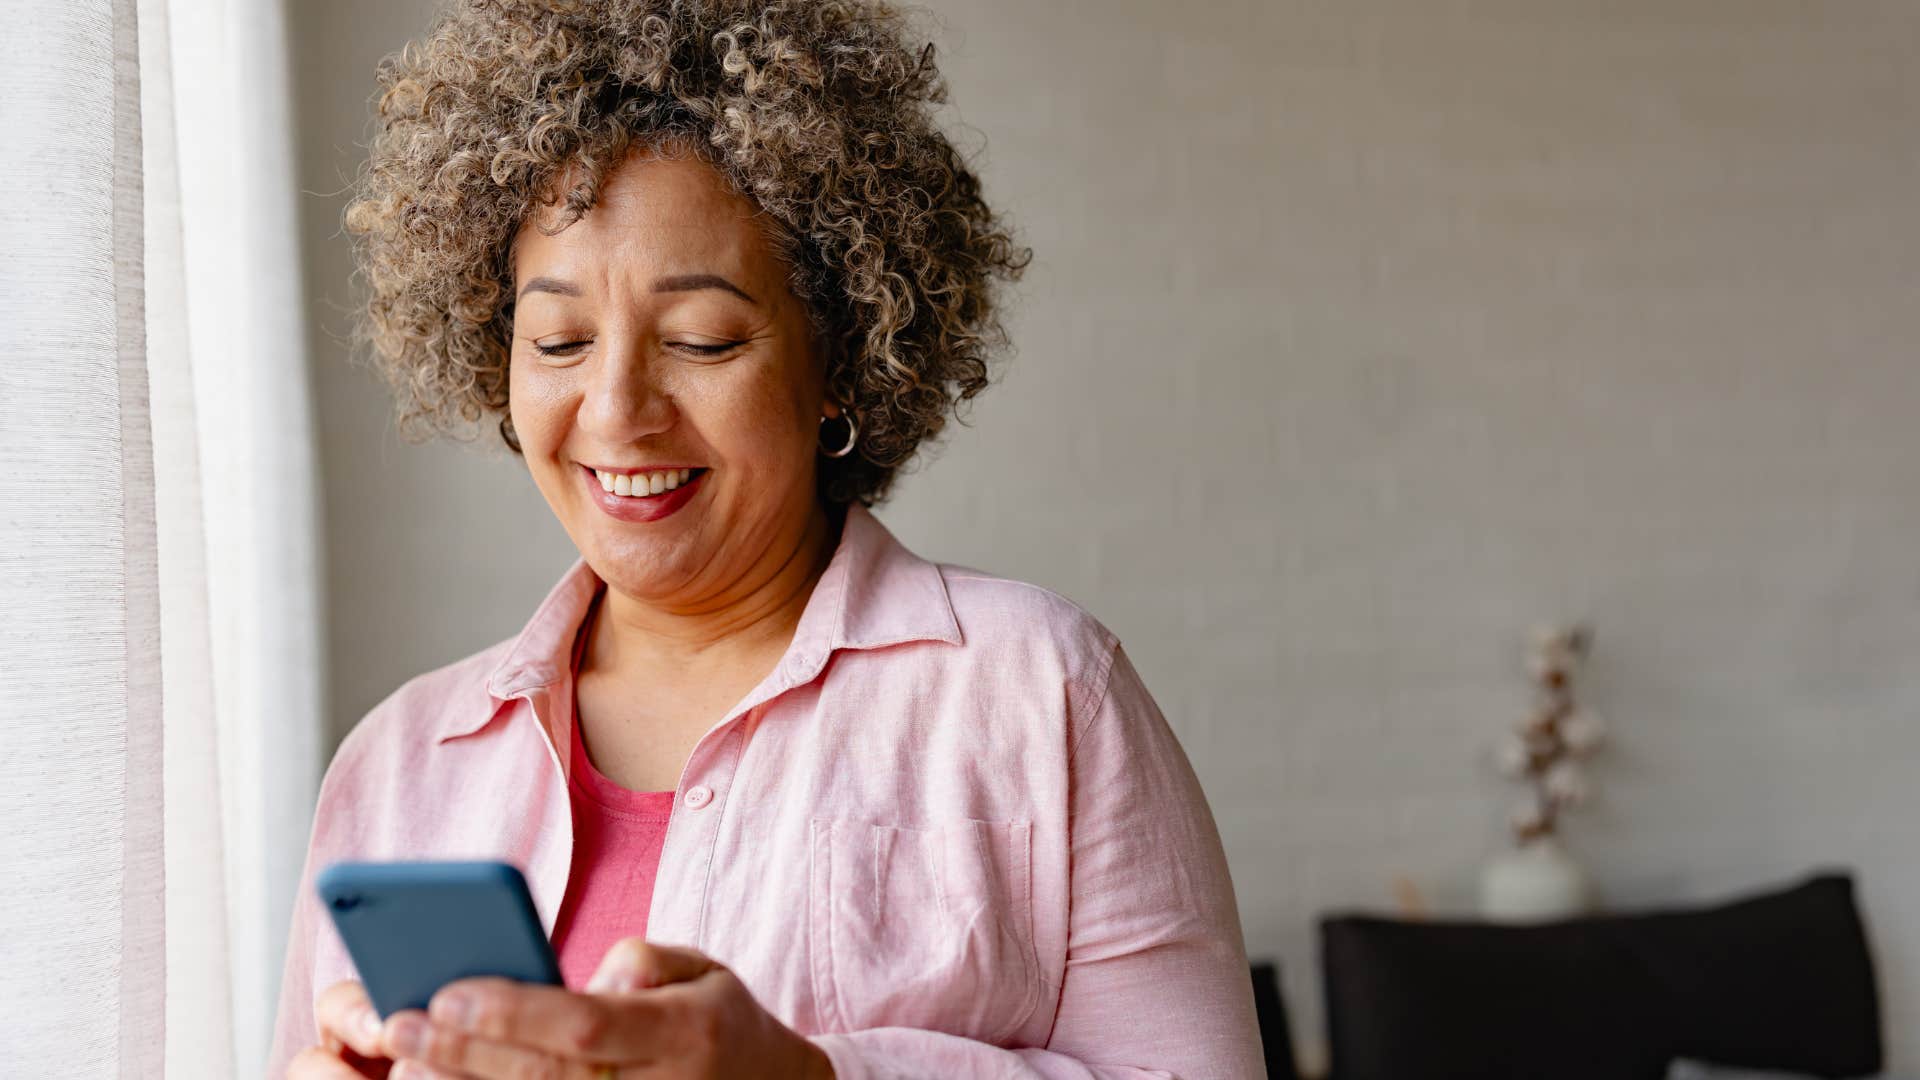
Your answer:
[508,360,570,451]
[679,363,817,471]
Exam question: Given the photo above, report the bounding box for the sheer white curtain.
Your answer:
[1,0,324,1075]
[0,0,161,1074]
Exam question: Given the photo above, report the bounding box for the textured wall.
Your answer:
[293,1,1920,1067]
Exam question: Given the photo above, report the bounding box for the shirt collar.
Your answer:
[442,504,960,742]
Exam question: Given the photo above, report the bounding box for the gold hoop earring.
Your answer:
[819,413,859,458]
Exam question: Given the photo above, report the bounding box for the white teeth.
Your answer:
[596,468,699,498]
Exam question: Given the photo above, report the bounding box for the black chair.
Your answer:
[1250,959,1301,1080]
[1319,872,1882,1080]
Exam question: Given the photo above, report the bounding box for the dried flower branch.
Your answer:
[1492,624,1604,844]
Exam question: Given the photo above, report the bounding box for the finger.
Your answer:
[288,1045,379,1079]
[388,1011,618,1080]
[585,938,717,993]
[415,977,694,1061]
[315,979,386,1060]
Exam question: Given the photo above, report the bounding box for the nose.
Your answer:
[576,336,675,443]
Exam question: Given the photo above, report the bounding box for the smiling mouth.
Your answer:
[585,466,707,498]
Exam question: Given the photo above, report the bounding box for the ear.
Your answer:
[812,332,843,421]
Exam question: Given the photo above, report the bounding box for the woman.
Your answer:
[273,2,1263,1077]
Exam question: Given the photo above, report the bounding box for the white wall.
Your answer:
[293,1,1920,1067]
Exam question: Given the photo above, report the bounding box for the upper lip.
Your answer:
[580,463,704,476]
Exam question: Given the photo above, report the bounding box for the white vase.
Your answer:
[1478,835,1593,922]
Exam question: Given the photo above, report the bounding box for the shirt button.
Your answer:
[683,784,713,809]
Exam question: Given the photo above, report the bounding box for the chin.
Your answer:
[581,526,697,593]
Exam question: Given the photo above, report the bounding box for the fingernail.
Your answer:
[429,990,474,1030]
[357,1006,382,1045]
[586,953,635,994]
[389,1014,428,1059]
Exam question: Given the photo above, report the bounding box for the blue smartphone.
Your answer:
[316,860,563,1018]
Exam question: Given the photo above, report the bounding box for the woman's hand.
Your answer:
[377,940,834,1080]
[288,980,393,1078]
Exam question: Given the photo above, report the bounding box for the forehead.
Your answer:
[513,149,773,280]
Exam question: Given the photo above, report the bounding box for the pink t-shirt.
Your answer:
[548,589,675,989]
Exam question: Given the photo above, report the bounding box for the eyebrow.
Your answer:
[514,273,757,304]
[517,276,582,301]
[651,273,757,304]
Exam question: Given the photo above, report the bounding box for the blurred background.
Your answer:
[292,0,1920,1071]
[6,0,1916,1076]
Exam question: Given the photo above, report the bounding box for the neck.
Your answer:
[586,501,841,678]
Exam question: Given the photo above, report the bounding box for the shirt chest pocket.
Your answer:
[807,817,1041,1045]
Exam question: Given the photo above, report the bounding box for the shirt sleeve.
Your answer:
[810,642,1267,1079]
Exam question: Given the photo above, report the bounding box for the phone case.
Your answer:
[316,860,564,1017]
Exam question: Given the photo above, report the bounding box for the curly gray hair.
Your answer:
[345,0,1031,504]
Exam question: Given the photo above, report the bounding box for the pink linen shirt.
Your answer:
[267,505,1265,1078]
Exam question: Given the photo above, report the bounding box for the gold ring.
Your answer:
[593,1067,617,1080]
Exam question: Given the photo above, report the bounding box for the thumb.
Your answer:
[586,937,717,994]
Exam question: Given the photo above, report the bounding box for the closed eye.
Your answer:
[670,340,745,357]
[530,339,744,359]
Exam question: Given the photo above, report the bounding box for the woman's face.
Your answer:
[508,147,832,608]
